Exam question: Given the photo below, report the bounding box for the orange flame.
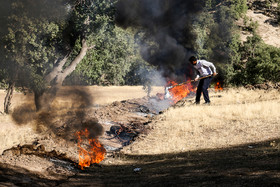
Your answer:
[168,80,195,103]
[215,81,223,91]
[75,128,106,170]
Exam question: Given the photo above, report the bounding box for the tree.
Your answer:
[66,26,137,86]
[1,0,119,112]
[245,43,280,84]
[193,3,239,86]
[1,0,68,112]
[228,30,280,85]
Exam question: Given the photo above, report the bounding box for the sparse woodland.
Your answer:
[0,1,279,185]
[0,0,279,113]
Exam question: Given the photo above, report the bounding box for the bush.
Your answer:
[230,0,248,19]
[229,33,280,85]
[245,44,280,84]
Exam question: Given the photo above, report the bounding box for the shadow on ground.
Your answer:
[1,138,279,186]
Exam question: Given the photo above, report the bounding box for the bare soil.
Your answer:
[239,0,280,47]
[0,86,172,185]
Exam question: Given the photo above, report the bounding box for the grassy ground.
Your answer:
[0,86,279,186]
[0,86,164,113]
[120,88,280,155]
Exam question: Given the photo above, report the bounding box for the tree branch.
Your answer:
[44,54,69,84]
[55,39,91,86]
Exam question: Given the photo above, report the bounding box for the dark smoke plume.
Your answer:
[116,0,204,80]
[11,87,103,140]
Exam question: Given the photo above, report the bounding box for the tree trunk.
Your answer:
[34,91,44,112]
[55,39,92,86]
[34,86,58,111]
[34,39,93,111]
[44,56,69,84]
[45,39,93,86]
[4,82,15,114]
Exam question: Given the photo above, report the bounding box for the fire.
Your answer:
[167,80,195,103]
[215,81,223,91]
[75,128,106,170]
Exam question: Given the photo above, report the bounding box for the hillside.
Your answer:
[0,1,279,186]
[239,0,280,47]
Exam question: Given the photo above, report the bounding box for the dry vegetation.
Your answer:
[0,86,164,112]
[0,86,279,186]
[238,2,280,48]
[121,88,280,155]
[0,87,279,157]
[72,86,163,106]
[0,86,163,154]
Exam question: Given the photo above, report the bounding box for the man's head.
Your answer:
[189,56,197,65]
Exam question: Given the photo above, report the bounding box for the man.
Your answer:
[189,56,217,104]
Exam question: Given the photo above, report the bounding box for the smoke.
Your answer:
[116,0,204,80]
[11,87,103,140]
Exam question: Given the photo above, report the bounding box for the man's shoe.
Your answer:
[193,101,200,105]
[203,102,211,105]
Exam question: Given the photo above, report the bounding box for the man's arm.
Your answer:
[202,60,217,76]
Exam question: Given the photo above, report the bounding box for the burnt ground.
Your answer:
[1,139,279,186]
[0,95,174,186]
[0,90,280,186]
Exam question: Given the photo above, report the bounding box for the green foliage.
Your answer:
[125,57,156,86]
[195,0,280,86]
[66,26,136,85]
[229,0,248,19]
[193,2,244,86]
[229,32,280,85]
[243,16,259,32]
[0,0,69,93]
[204,0,219,10]
[0,0,278,91]
[194,4,236,63]
[193,11,215,59]
[264,0,279,9]
[229,34,242,64]
[245,44,280,84]
[0,0,157,90]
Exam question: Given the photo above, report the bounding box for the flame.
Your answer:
[215,81,223,91]
[75,128,106,170]
[167,80,195,103]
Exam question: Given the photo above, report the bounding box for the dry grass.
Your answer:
[0,86,163,155]
[0,86,279,157]
[0,115,37,155]
[121,88,280,155]
[0,86,163,112]
[87,86,163,105]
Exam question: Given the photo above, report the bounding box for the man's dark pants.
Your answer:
[196,77,212,103]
